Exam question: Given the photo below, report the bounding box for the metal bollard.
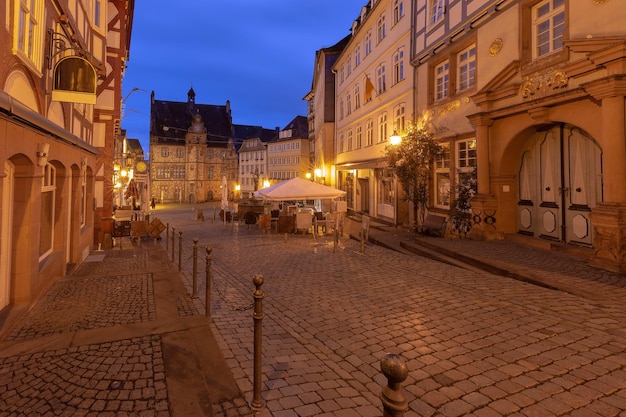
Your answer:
[205,247,212,317]
[192,238,198,298]
[178,231,183,271]
[166,223,169,252]
[380,353,408,417]
[360,230,365,253]
[171,226,175,262]
[250,274,264,411]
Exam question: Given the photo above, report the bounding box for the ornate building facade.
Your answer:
[332,0,412,225]
[411,0,626,271]
[149,89,278,204]
[0,0,133,331]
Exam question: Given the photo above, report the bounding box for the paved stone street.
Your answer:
[159,204,626,416]
[1,202,625,416]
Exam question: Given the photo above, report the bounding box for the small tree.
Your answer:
[384,117,443,229]
[450,168,477,238]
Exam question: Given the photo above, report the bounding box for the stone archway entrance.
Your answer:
[517,124,602,247]
[1,161,14,311]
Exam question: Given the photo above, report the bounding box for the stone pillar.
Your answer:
[590,203,626,272]
[467,114,499,240]
[585,76,626,271]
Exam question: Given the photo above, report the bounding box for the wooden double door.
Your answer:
[517,124,602,247]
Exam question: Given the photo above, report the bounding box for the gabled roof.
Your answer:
[276,115,308,140]
[232,124,278,150]
[150,97,232,148]
[150,90,278,149]
[126,138,144,154]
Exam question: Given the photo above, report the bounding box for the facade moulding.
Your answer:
[0,90,98,156]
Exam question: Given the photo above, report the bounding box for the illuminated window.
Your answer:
[533,0,565,58]
[377,14,386,44]
[457,139,477,169]
[435,144,450,208]
[13,0,44,69]
[378,112,388,143]
[435,60,449,101]
[80,169,87,227]
[365,31,372,56]
[338,133,345,154]
[393,0,404,25]
[393,104,405,132]
[94,0,102,28]
[393,48,405,85]
[377,63,387,94]
[39,163,56,259]
[430,0,445,25]
[457,44,476,91]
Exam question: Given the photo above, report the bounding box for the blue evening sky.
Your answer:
[121,1,366,153]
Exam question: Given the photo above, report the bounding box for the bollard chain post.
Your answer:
[251,274,265,411]
[171,226,175,262]
[205,247,212,317]
[192,238,198,298]
[380,353,408,417]
[178,231,183,271]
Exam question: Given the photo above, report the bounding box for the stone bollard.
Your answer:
[205,247,212,317]
[192,238,198,298]
[171,226,175,262]
[250,274,264,411]
[380,353,408,417]
[178,231,183,271]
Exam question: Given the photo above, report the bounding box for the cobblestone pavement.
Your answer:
[0,248,172,417]
[155,203,626,417]
[0,335,169,416]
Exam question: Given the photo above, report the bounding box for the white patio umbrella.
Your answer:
[257,177,346,200]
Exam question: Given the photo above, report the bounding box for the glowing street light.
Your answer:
[390,130,402,146]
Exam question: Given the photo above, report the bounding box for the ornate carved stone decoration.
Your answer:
[521,68,569,99]
[489,38,503,56]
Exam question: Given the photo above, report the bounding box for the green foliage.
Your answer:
[384,123,443,226]
[450,168,477,237]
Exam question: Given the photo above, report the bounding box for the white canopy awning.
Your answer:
[256,177,346,201]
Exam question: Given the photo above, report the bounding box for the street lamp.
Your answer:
[390,130,402,146]
[389,131,403,227]
[122,87,147,104]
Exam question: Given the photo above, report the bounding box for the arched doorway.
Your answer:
[517,124,602,246]
[1,161,15,311]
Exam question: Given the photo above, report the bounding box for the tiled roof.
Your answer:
[150,99,232,147]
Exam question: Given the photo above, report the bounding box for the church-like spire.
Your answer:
[187,87,196,104]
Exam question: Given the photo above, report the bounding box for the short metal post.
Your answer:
[360,230,365,253]
[178,231,183,271]
[205,247,212,317]
[380,353,408,417]
[166,223,169,252]
[192,238,198,297]
[251,274,264,411]
[171,226,175,262]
